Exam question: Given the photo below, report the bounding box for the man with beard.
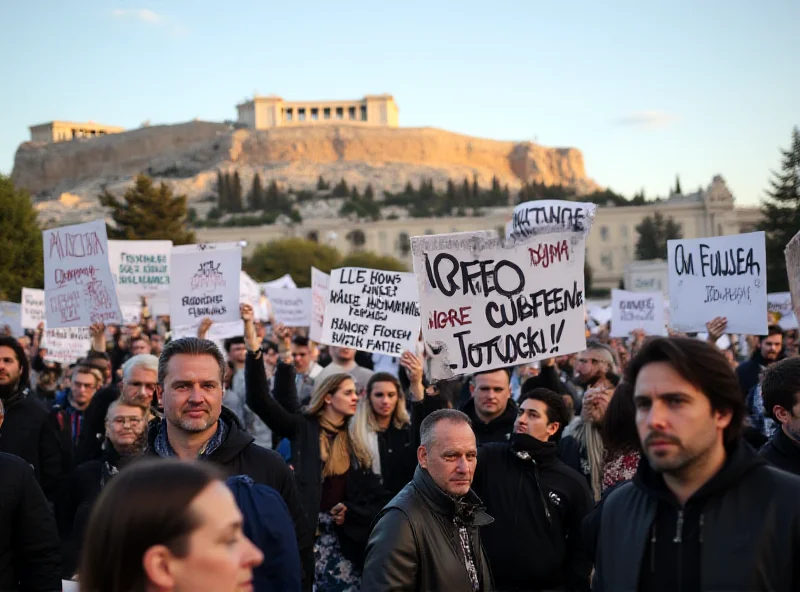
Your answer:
[145,337,313,587]
[558,342,618,500]
[59,398,149,576]
[759,357,800,475]
[736,325,785,440]
[472,388,592,592]
[592,337,800,591]
[0,336,63,502]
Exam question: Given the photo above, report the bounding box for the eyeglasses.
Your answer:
[111,416,144,427]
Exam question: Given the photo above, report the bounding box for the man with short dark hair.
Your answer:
[760,357,800,475]
[0,336,63,502]
[592,337,800,591]
[146,337,313,586]
[313,345,373,393]
[291,335,322,405]
[473,387,592,591]
[363,409,494,591]
[464,368,518,445]
[737,325,785,440]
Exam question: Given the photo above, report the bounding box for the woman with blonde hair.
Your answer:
[241,305,387,591]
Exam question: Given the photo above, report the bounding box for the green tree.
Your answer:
[759,127,800,292]
[351,187,361,200]
[249,173,265,211]
[342,251,407,272]
[634,212,683,260]
[230,171,243,213]
[0,175,43,301]
[99,174,195,244]
[674,175,682,196]
[472,174,479,198]
[316,176,330,191]
[333,178,349,198]
[243,238,341,287]
[266,180,280,205]
[216,170,228,211]
[364,184,375,201]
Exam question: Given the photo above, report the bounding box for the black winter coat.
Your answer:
[473,435,592,592]
[74,385,120,464]
[0,388,63,502]
[0,452,61,591]
[592,440,800,592]
[760,426,800,476]
[245,355,390,564]
[376,422,417,495]
[461,398,518,445]
[363,466,494,592]
[735,350,783,398]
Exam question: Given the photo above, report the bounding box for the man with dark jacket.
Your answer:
[146,337,314,587]
[592,337,800,591]
[0,452,62,591]
[363,409,494,591]
[0,336,63,502]
[759,357,800,475]
[735,325,784,398]
[462,368,518,444]
[473,388,592,592]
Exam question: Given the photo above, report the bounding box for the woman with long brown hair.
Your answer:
[241,305,387,591]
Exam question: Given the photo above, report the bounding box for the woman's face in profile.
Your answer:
[148,481,263,592]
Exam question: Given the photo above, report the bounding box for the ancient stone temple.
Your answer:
[236,94,399,129]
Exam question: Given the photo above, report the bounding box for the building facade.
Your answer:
[236,94,399,130]
[29,121,125,143]
[196,175,762,290]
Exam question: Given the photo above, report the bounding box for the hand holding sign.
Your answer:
[705,317,728,343]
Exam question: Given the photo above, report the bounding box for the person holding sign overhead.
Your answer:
[241,304,388,591]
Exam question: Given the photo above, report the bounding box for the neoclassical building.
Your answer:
[236,94,399,130]
[29,120,125,143]
[196,175,762,290]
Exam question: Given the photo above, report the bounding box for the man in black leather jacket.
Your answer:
[592,337,800,592]
[362,409,494,591]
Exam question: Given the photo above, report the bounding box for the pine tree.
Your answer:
[216,170,228,211]
[472,174,479,198]
[351,187,361,200]
[0,175,44,301]
[99,174,195,244]
[333,178,349,197]
[316,176,330,191]
[364,184,375,201]
[266,180,280,205]
[249,173,265,211]
[674,175,682,195]
[634,212,683,260]
[759,127,800,292]
[404,181,414,196]
[461,177,470,199]
[230,171,243,213]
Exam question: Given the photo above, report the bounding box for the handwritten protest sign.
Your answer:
[172,242,242,253]
[107,240,171,312]
[310,267,330,342]
[21,288,45,330]
[265,287,312,327]
[667,232,767,335]
[411,230,587,380]
[506,200,597,241]
[610,289,665,337]
[0,303,22,336]
[320,268,420,357]
[786,231,800,324]
[768,292,799,330]
[43,219,122,328]
[169,246,241,327]
[172,320,244,342]
[41,327,91,365]
[119,302,142,326]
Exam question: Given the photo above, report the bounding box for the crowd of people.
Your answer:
[1,299,799,591]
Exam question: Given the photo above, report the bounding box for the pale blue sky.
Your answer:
[2,0,797,205]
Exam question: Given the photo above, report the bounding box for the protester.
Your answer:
[736,325,785,442]
[291,335,323,405]
[591,337,800,591]
[223,336,248,424]
[52,364,103,466]
[362,409,494,592]
[472,387,592,592]
[464,368,519,444]
[600,381,641,491]
[0,335,63,501]
[350,370,421,495]
[243,305,386,590]
[79,459,263,592]
[0,449,62,591]
[313,345,374,393]
[759,356,800,475]
[145,335,313,585]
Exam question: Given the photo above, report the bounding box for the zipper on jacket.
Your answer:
[673,509,684,543]
[699,513,704,544]
[531,459,552,524]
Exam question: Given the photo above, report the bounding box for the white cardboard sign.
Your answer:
[21,288,45,330]
[43,219,123,328]
[320,268,420,358]
[786,231,800,324]
[412,230,587,380]
[309,267,330,343]
[507,199,597,241]
[767,292,799,330]
[0,302,22,336]
[610,289,665,337]
[262,274,298,291]
[106,240,172,312]
[264,287,312,327]
[41,327,91,365]
[667,232,767,335]
[169,246,242,327]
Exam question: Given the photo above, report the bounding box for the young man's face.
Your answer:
[162,354,222,435]
[514,398,559,442]
[761,334,783,362]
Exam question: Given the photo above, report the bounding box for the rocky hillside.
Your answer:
[11,121,600,225]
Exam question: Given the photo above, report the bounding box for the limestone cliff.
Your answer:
[11,121,600,224]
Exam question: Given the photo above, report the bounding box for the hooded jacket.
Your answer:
[362,466,494,592]
[0,452,62,592]
[473,434,592,592]
[760,426,800,476]
[460,397,518,445]
[593,440,800,592]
